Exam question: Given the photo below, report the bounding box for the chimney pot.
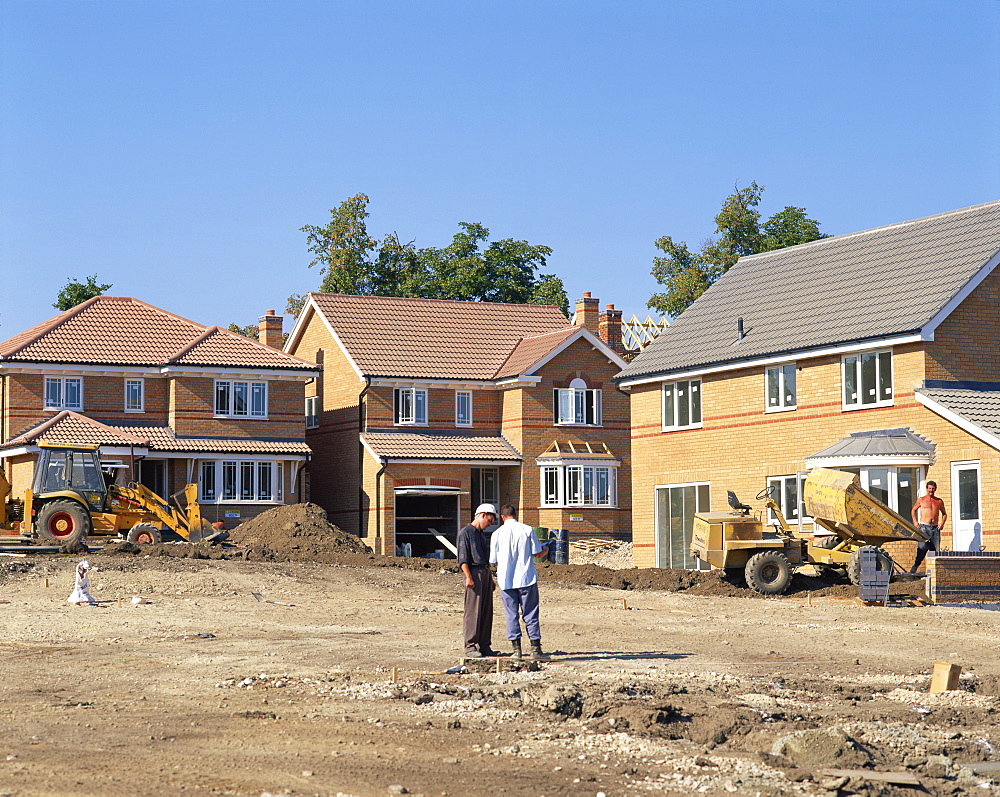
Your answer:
[606,303,615,310]
[582,291,591,298]
[266,309,275,316]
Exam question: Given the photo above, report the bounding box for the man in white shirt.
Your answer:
[490,504,550,661]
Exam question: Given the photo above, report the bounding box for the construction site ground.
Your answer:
[1,507,999,797]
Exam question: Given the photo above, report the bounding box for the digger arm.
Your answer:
[763,498,793,534]
[110,482,211,542]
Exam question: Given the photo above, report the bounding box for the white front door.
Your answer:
[950,461,982,552]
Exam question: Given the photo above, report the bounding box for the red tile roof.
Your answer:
[363,429,521,461]
[304,293,577,379]
[2,412,310,456]
[0,296,316,371]
[494,327,581,379]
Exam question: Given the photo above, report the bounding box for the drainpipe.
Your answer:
[357,376,371,536]
[374,457,388,553]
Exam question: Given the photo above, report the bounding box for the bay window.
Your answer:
[540,465,616,507]
[199,459,284,503]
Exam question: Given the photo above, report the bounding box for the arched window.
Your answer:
[553,379,602,426]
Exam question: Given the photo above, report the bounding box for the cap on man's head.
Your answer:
[475,503,497,517]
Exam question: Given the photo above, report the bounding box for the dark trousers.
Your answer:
[463,566,494,653]
[499,583,541,641]
[910,524,941,573]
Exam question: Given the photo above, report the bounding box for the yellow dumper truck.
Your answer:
[690,467,928,594]
[1,443,217,545]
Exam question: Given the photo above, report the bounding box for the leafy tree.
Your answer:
[300,195,569,314]
[54,275,112,310]
[227,323,259,340]
[648,183,828,317]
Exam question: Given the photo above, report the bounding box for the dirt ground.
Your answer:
[1,508,999,797]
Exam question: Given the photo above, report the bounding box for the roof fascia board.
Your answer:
[0,445,33,457]
[158,366,317,380]
[922,249,1000,339]
[360,435,385,464]
[0,363,166,376]
[282,298,315,354]
[495,375,543,387]
[914,391,1000,451]
[368,377,494,390]
[140,450,310,460]
[368,457,521,466]
[805,454,932,468]
[617,334,924,388]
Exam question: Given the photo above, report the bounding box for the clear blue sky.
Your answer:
[2,0,998,336]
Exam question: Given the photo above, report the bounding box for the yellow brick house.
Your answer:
[617,201,1000,569]
[285,292,631,556]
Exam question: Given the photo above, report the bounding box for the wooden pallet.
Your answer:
[568,538,620,551]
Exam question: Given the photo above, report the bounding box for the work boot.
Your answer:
[511,639,522,661]
[464,648,483,659]
[528,638,550,661]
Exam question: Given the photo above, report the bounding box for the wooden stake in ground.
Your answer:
[930,661,961,693]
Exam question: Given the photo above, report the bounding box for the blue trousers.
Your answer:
[499,583,541,641]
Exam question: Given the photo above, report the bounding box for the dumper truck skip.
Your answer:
[690,467,928,594]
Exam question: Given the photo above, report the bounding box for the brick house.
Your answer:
[616,201,1000,569]
[284,292,630,556]
[0,297,318,527]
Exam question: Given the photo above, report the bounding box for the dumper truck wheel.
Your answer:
[35,500,91,544]
[127,523,162,544]
[745,551,793,595]
[847,546,893,585]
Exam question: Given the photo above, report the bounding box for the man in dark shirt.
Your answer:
[457,503,498,657]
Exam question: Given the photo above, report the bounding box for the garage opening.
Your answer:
[393,487,463,558]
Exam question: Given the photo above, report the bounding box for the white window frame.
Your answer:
[394,387,428,426]
[654,481,711,570]
[305,395,319,429]
[766,474,810,526]
[124,378,145,413]
[455,391,473,427]
[765,363,796,412]
[661,379,702,431]
[44,377,83,411]
[539,464,617,508]
[842,349,893,410]
[553,378,602,426]
[214,380,268,418]
[199,459,284,503]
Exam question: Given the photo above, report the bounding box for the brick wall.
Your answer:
[927,551,1000,603]
[926,267,1000,382]
[627,342,1000,568]
[168,377,304,438]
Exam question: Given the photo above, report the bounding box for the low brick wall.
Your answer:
[927,551,1000,603]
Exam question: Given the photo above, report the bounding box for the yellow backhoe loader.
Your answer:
[690,467,928,595]
[1,443,218,545]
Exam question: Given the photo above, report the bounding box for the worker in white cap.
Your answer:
[456,503,499,657]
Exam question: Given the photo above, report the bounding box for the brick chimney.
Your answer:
[599,303,624,356]
[258,309,284,350]
[574,292,600,337]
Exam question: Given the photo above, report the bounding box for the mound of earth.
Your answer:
[225,503,371,560]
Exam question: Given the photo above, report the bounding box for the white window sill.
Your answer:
[124,409,145,414]
[214,415,269,420]
[541,504,618,510]
[841,401,894,412]
[554,422,603,428]
[45,407,83,412]
[764,405,797,414]
[394,422,429,427]
[455,422,473,428]
[661,423,703,432]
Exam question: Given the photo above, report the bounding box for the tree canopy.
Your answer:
[648,183,828,317]
[54,275,112,311]
[298,194,569,315]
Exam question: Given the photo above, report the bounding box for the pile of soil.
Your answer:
[226,503,372,561]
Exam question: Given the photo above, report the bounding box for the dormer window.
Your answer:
[554,378,602,426]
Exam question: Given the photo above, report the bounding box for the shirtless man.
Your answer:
[910,480,947,574]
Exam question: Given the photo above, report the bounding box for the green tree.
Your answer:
[54,274,112,310]
[300,195,569,314]
[227,323,259,340]
[648,183,828,317]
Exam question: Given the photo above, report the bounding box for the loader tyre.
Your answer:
[127,523,162,544]
[745,551,793,595]
[35,500,91,544]
[847,546,893,585]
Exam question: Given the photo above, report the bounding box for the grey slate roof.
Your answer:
[916,382,1000,442]
[618,201,1000,381]
[806,428,934,462]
